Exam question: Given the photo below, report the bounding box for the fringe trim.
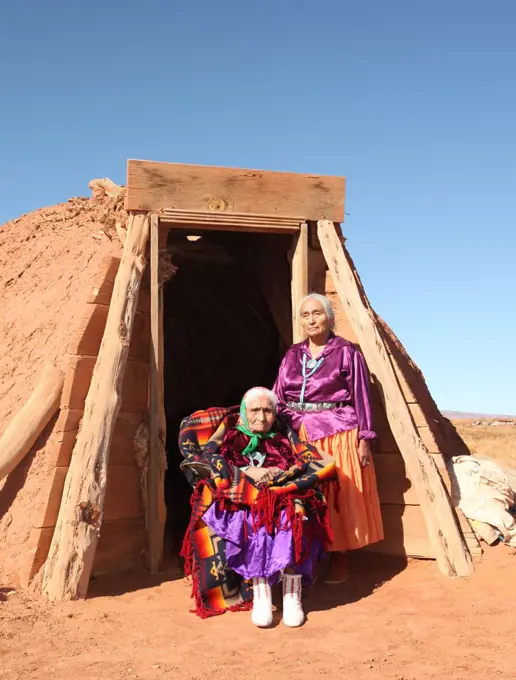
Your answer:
[180,478,335,618]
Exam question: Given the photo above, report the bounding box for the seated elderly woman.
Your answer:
[179,387,336,628]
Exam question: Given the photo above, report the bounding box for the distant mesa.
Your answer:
[444,410,516,427]
[443,410,515,420]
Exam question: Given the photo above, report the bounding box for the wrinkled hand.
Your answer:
[265,467,284,481]
[244,467,270,483]
[245,466,283,484]
[358,439,372,468]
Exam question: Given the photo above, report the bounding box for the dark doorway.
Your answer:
[162,229,293,557]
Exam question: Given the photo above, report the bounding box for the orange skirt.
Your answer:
[300,425,384,552]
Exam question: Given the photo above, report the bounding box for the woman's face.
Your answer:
[300,298,331,339]
[246,395,275,433]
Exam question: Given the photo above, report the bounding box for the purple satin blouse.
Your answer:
[273,334,376,442]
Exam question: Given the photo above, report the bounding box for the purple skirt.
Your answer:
[202,504,323,586]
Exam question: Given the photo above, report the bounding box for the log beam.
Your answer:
[317,219,473,578]
[147,215,167,572]
[291,222,309,344]
[0,363,64,482]
[42,214,150,600]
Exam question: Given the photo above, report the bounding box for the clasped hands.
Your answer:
[244,466,284,484]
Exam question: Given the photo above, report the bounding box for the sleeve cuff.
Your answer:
[358,429,376,441]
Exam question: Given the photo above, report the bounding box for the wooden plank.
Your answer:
[290,222,309,343]
[87,256,121,297]
[415,424,440,454]
[32,466,69,529]
[408,402,432,428]
[61,356,148,413]
[33,465,142,527]
[362,505,434,558]
[307,245,327,295]
[92,517,146,576]
[126,159,345,222]
[68,306,149,362]
[158,221,298,235]
[325,273,360,344]
[156,239,168,556]
[373,453,418,505]
[162,210,303,224]
[42,214,150,601]
[147,214,165,573]
[46,410,83,468]
[0,363,64,482]
[110,412,146,466]
[23,518,146,584]
[318,220,473,577]
[87,256,149,314]
[104,466,143,521]
[160,210,302,233]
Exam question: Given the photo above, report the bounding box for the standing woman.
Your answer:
[273,293,383,584]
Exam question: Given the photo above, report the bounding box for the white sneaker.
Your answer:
[251,577,273,628]
[282,574,305,627]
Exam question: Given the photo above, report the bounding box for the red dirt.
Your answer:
[1,548,515,680]
[0,183,124,581]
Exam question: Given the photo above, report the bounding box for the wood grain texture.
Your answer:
[61,356,148,413]
[147,214,166,572]
[32,465,142,528]
[24,518,146,584]
[92,517,145,576]
[290,223,309,343]
[87,255,149,314]
[160,210,301,233]
[363,505,434,558]
[68,305,149,362]
[318,219,473,577]
[0,363,64,482]
[373,453,417,505]
[126,159,345,222]
[42,214,150,601]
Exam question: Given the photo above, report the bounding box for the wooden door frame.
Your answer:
[147,216,311,569]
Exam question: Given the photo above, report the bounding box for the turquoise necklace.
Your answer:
[300,352,325,405]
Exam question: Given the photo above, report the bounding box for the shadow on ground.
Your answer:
[87,550,407,610]
[305,552,408,613]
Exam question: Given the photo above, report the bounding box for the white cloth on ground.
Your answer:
[450,455,516,547]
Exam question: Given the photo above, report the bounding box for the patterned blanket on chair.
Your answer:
[178,406,336,618]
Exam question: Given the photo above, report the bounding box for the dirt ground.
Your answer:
[1,547,515,680]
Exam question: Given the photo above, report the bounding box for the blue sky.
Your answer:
[1,0,515,414]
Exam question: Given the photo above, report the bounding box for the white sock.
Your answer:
[251,577,273,628]
[282,574,305,628]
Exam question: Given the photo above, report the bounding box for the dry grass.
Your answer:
[453,420,516,468]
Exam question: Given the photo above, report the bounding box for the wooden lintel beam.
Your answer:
[126,159,345,222]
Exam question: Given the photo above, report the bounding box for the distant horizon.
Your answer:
[442,410,516,420]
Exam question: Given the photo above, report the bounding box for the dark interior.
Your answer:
[162,228,293,555]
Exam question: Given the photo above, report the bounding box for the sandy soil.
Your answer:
[1,548,514,680]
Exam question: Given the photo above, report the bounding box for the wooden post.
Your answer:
[147,215,167,572]
[317,219,473,578]
[42,214,150,600]
[291,222,309,343]
[0,363,64,482]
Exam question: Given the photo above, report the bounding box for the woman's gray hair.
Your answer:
[243,387,278,412]
[299,293,335,330]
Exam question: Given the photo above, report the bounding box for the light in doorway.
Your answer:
[186,235,202,242]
